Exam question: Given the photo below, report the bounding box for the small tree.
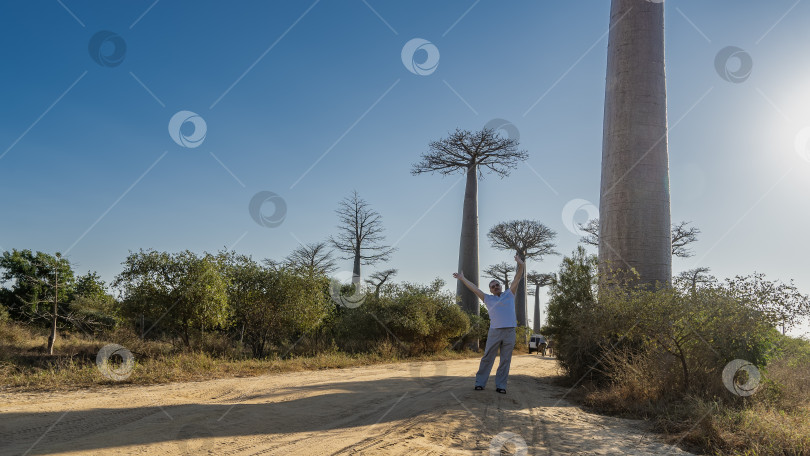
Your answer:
[412,128,528,319]
[0,249,75,354]
[286,241,338,276]
[365,269,397,298]
[483,262,515,290]
[488,220,558,328]
[330,191,396,286]
[675,267,715,295]
[115,249,229,347]
[223,254,330,357]
[68,271,119,334]
[543,246,598,378]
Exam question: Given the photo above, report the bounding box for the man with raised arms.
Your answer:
[453,254,524,394]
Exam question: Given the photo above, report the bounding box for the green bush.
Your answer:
[365,278,470,355]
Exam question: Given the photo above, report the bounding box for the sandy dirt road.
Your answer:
[0,354,695,455]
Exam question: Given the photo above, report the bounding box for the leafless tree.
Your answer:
[488,220,558,328]
[365,269,398,297]
[412,128,528,319]
[330,190,396,284]
[484,262,515,290]
[286,241,338,275]
[579,219,701,258]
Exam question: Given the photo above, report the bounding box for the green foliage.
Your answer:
[222,253,331,358]
[545,247,792,398]
[327,278,471,355]
[68,271,119,333]
[543,246,599,377]
[0,249,75,323]
[115,249,229,346]
[369,278,470,355]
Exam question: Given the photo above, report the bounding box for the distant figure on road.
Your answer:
[453,254,525,394]
[547,337,554,357]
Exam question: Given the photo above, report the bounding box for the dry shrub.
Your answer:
[585,346,672,416]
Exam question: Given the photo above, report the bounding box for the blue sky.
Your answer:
[1,1,809,336]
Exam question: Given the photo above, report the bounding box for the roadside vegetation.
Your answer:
[0,245,487,392]
[543,246,810,455]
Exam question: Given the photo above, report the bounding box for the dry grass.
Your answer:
[0,322,479,393]
[580,337,810,456]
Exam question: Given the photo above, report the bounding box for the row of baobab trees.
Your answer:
[317,127,699,342]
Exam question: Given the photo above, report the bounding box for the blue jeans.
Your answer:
[475,327,516,390]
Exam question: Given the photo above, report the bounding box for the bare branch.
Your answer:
[582,218,700,258]
[329,190,396,265]
[285,241,338,275]
[484,262,515,287]
[671,221,701,258]
[411,128,528,179]
[577,219,599,247]
[487,220,559,259]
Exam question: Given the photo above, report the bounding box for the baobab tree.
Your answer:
[600,0,671,287]
[412,128,528,316]
[483,262,515,291]
[365,268,397,298]
[285,241,338,275]
[488,220,558,328]
[527,271,554,333]
[579,219,700,258]
[330,191,396,286]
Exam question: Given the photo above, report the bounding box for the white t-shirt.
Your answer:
[483,289,517,329]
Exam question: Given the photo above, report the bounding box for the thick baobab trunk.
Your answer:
[515,255,527,328]
[352,250,361,287]
[599,0,672,287]
[457,164,480,316]
[532,283,541,333]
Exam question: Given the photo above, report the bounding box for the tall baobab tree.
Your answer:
[579,219,700,258]
[330,191,396,286]
[488,220,558,328]
[600,0,671,287]
[285,241,338,275]
[527,271,554,333]
[412,128,528,316]
[483,262,515,291]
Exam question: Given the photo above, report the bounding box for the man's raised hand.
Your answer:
[514,254,525,266]
[453,271,465,281]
